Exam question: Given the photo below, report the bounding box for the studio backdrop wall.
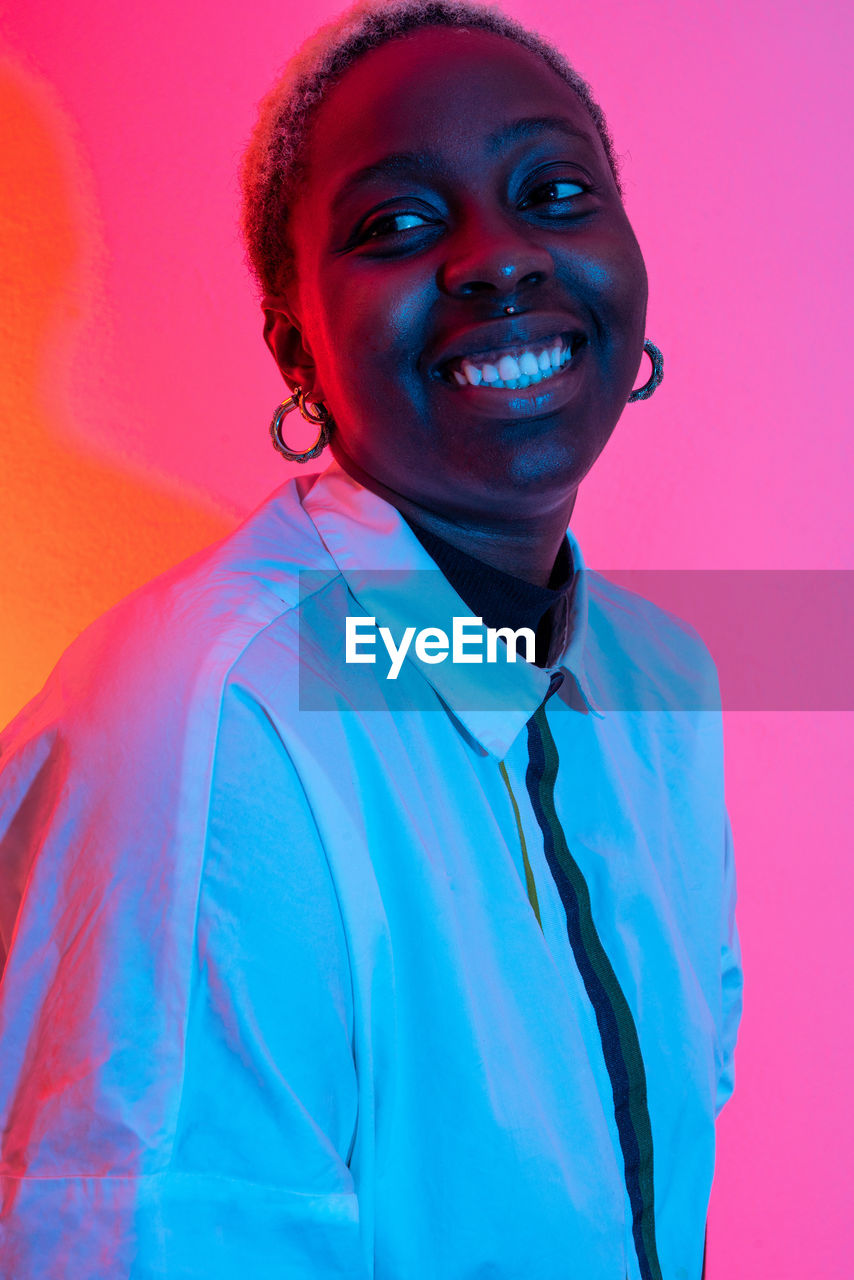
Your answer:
[1,1,851,1276]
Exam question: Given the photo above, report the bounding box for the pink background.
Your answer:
[1,0,851,1274]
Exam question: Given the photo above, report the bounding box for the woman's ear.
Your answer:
[261,295,325,400]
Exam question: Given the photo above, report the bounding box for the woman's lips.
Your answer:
[435,335,588,417]
[439,333,586,389]
[443,333,575,390]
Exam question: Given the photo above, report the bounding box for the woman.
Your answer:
[0,2,741,1277]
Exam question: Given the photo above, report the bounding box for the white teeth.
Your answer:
[448,338,578,389]
[497,355,520,381]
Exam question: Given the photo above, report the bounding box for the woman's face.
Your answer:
[273,27,648,524]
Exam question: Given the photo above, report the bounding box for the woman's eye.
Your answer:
[359,211,435,241]
[520,179,587,209]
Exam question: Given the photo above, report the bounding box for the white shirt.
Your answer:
[0,460,742,1279]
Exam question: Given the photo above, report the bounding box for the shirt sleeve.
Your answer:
[0,679,368,1279]
[715,810,743,1117]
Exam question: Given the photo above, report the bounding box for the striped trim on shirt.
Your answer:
[524,700,663,1280]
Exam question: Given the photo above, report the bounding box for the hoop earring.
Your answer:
[269,386,333,463]
[628,339,664,402]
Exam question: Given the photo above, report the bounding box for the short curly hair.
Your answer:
[240,0,623,297]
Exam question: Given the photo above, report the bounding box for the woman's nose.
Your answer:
[439,217,554,301]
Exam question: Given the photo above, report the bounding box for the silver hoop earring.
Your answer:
[628,339,664,402]
[269,387,333,463]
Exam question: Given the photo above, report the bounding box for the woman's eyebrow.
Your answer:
[331,117,595,214]
[486,115,597,153]
[332,152,437,213]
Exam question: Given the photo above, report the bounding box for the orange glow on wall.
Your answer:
[0,60,231,726]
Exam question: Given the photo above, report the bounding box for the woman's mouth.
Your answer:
[440,333,584,390]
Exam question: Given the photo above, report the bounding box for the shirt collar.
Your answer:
[301,459,603,758]
[404,518,577,668]
[406,516,571,614]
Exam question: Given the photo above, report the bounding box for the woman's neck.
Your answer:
[330,448,577,588]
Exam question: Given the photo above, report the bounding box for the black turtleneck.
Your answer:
[402,518,575,669]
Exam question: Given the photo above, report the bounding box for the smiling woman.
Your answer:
[0,2,738,1279]
[253,16,650,571]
